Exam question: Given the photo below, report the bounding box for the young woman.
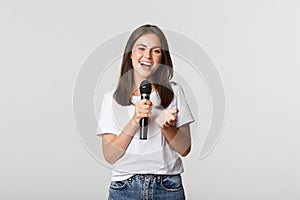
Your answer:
[97,24,194,200]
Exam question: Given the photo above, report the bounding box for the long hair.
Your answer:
[113,24,174,108]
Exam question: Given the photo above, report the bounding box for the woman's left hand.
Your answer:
[156,109,178,128]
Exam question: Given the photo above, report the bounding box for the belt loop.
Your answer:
[139,174,144,180]
[156,175,161,183]
[127,177,132,183]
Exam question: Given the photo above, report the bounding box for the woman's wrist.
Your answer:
[120,118,139,137]
[130,117,140,126]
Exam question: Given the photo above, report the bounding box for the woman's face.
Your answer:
[130,33,162,81]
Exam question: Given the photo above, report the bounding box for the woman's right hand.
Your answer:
[132,99,153,125]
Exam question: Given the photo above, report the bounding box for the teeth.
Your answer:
[140,62,152,66]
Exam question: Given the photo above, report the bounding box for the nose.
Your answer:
[143,49,151,59]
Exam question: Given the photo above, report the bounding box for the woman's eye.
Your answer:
[153,49,161,54]
[138,47,145,51]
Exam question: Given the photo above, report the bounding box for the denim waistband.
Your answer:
[128,174,180,183]
[109,174,185,199]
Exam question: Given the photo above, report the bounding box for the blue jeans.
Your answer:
[108,174,185,200]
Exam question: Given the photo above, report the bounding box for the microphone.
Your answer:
[139,80,152,140]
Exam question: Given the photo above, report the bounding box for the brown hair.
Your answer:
[113,24,174,108]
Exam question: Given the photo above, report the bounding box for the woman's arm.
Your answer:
[161,124,191,156]
[102,99,152,164]
[102,119,139,164]
[156,109,192,156]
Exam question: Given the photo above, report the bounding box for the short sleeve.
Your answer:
[96,93,120,136]
[173,84,195,128]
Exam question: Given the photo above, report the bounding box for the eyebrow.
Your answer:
[135,43,161,49]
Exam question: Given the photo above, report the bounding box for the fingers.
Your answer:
[139,99,152,106]
[133,99,153,123]
[164,118,177,128]
[134,101,179,129]
[156,108,179,129]
[138,100,152,116]
[170,109,179,114]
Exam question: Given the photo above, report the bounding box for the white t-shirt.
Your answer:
[96,82,194,181]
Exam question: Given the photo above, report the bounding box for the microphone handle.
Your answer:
[140,118,148,140]
[140,93,150,140]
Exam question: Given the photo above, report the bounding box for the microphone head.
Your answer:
[139,80,152,95]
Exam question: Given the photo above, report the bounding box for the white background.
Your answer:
[1,0,299,199]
